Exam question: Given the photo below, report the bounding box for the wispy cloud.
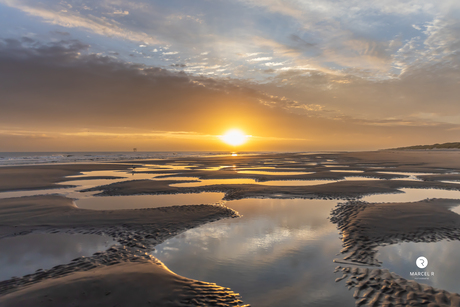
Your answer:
[0,0,161,44]
[247,57,272,62]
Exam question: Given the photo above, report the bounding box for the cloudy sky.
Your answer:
[1,0,459,151]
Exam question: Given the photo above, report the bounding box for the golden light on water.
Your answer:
[220,129,250,146]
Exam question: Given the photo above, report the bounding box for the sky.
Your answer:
[0,0,459,151]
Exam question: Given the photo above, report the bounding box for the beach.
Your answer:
[1,150,460,306]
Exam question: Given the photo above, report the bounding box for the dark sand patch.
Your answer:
[0,195,235,235]
[418,174,460,182]
[0,164,132,192]
[334,266,460,307]
[0,195,238,240]
[0,261,247,307]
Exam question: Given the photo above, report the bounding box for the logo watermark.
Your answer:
[416,256,428,269]
[410,256,434,280]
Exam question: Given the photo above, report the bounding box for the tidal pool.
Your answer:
[237,171,315,175]
[329,170,364,173]
[153,198,356,307]
[0,233,115,281]
[153,188,460,306]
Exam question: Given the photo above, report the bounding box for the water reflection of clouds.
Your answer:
[0,233,115,281]
[154,198,356,307]
[153,194,460,305]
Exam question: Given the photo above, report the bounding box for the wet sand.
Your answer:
[82,178,460,200]
[0,195,238,238]
[0,164,132,192]
[2,150,460,306]
[330,199,460,266]
[333,265,460,307]
[0,195,241,305]
[1,261,246,307]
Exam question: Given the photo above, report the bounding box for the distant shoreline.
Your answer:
[385,148,460,151]
[387,142,460,150]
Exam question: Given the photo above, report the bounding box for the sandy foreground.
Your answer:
[1,150,460,306]
[0,196,243,306]
[1,261,245,307]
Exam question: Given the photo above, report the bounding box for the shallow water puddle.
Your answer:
[377,241,460,294]
[153,198,356,307]
[361,188,460,203]
[65,170,130,178]
[281,161,317,165]
[329,170,364,173]
[142,164,194,171]
[75,192,226,210]
[342,176,381,181]
[441,180,460,185]
[195,166,233,171]
[390,176,423,181]
[0,233,115,281]
[376,171,438,179]
[237,170,315,175]
[257,180,341,186]
[65,169,157,181]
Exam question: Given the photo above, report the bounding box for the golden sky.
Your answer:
[0,0,459,151]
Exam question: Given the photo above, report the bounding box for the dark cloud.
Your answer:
[254,44,460,122]
[1,38,459,151]
[50,31,71,36]
[20,37,35,44]
[0,38,89,63]
[289,34,315,49]
[0,39,299,136]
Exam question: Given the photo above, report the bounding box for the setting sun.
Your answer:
[220,129,250,146]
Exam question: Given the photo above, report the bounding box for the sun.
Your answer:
[220,129,250,146]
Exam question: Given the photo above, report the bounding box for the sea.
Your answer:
[0,151,246,166]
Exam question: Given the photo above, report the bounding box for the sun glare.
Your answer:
[221,129,249,146]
